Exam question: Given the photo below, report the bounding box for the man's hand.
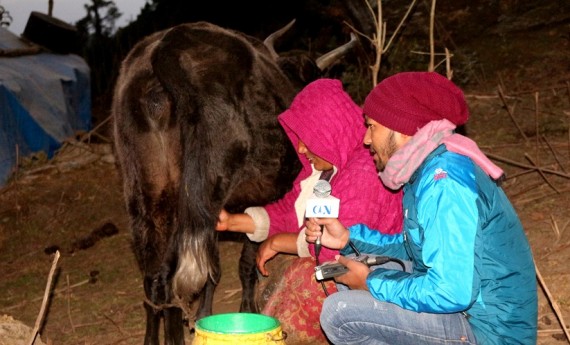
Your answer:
[305,217,350,250]
[334,255,370,290]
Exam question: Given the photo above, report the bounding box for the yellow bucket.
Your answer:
[192,312,286,345]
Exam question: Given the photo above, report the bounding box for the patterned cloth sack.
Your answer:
[257,256,337,345]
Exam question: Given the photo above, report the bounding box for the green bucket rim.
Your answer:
[195,313,281,335]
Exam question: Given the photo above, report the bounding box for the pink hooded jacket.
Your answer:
[264,78,403,262]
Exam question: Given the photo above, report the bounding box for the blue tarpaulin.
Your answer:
[0,27,91,186]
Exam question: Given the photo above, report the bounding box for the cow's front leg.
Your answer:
[239,237,260,313]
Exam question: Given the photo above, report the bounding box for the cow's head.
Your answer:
[263,19,359,89]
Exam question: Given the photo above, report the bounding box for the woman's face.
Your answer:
[297,140,333,171]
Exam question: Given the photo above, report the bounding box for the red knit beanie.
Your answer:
[363,72,469,136]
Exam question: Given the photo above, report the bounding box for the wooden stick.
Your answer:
[535,92,540,162]
[78,115,112,144]
[445,47,453,80]
[497,85,528,141]
[550,215,561,241]
[540,240,570,260]
[503,84,570,96]
[524,153,560,193]
[466,84,570,99]
[507,181,543,200]
[567,81,570,158]
[465,93,516,100]
[505,168,536,180]
[538,328,570,335]
[535,263,570,343]
[103,313,127,336]
[481,141,568,149]
[428,0,436,72]
[485,152,570,179]
[28,251,60,345]
[561,220,570,239]
[382,0,417,53]
[542,135,567,173]
[66,275,76,334]
[31,278,91,302]
[515,186,570,206]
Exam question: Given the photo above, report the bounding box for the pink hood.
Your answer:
[265,79,403,261]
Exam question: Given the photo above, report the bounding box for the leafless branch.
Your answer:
[28,251,60,345]
[497,85,528,141]
[541,135,567,173]
[485,152,570,179]
[428,0,436,71]
[534,92,540,161]
[524,153,560,193]
[366,0,418,86]
[535,263,570,342]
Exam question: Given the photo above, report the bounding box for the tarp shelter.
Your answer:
[0,27,91,186]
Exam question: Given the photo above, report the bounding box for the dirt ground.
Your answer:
[1,3,570,345]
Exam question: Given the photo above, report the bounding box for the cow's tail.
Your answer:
[151,27,223,303]
[172,200,219,300]
[170,119,224,303]
[170,110,221,303]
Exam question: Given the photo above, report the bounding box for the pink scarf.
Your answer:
[379,119,504,190]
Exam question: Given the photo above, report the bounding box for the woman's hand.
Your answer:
[215,209,231,231]
[334,255,370,290]
[256,238,279,276]
[305,217,350,250]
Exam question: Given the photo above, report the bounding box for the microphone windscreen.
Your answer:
[314,180,332,198]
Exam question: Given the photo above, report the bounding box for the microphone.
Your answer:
[306,180,339,262]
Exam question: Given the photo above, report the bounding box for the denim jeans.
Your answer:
[322,256,477,344]
[320,290,476,344]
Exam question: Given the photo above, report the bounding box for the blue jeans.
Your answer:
[320,290,476,344]
[322,257,477,344]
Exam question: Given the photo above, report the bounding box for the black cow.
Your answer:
[112,20,356,344]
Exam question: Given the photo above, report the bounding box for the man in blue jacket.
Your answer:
[306,72,537,345]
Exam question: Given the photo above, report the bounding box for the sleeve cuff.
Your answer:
[244,207,270,242]
[340,225,356,255]
[296,230,311,257]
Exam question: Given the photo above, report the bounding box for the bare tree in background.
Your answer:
[76,0,122,37]
[0,5,12,28]
[346,0,418,86]
[75,0,122,99]
[346,0,453,86]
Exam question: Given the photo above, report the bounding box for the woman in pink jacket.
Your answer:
[216,78,402,343]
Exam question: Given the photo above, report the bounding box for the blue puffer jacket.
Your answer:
[343,145,537,345]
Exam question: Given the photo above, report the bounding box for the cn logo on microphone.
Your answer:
[311,205,335,216]
[306,195,340,218]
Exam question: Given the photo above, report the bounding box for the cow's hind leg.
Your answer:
[142,276,161,345]
[194,244,221,321]
[130,180,180,344]
[159,235,188,344]
[194,277,220,321]
[239,237,260,313]
[163,306,184,344]
[142,276,184,345]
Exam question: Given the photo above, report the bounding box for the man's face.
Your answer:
[363,116,399,172]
